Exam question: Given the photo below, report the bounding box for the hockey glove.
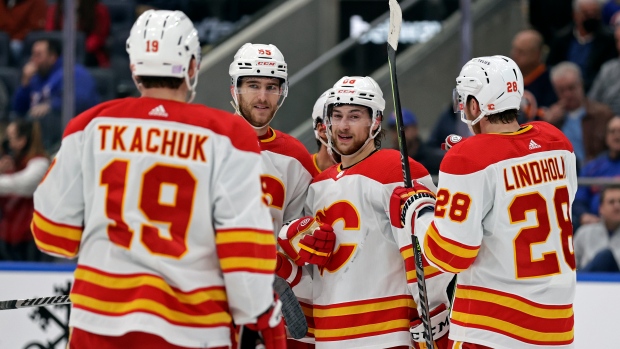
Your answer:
[278,216,321,265]
[390,181,436,229]
[244,295,287,349]
[275,252,302,287]
[441,134,463,151]
[298,223,336,267]
[410,303,450,349]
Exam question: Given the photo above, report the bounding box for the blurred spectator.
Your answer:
[511,29,558,108]
[0,119,50,261]
[588,18,620,115]
[603,0,620,27]
[0,80,7,121]
[11,38,99,149]
[46,0,111,67]
[528,0,573,45]
[545,61,613,167]
[426,103,471,149]
[547,0,616,92]
[574,184,620,271]
[573,116,620,227]
[387,108,444,175]
[0,0,47,64]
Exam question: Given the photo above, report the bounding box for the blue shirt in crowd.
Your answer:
[574,152,620,222]
[12,57,100,117]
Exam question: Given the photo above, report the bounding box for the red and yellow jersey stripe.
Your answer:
[400,244,444,283]
[71,265,232,328]
[215,228,276,274]
[299,301,315,338]
[424,221,480,273]
[313,295,415,342]
[451,285,574,346]
[31,210,83,258]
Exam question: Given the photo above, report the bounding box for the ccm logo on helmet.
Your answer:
[257,62,276,66]
[337,90,355,93]
[488,104,495,110]
[342,79,356,84]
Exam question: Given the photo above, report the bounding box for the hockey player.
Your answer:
[31,10,285,349]
[277,76,453,349]
[399,56,578,349]
[310,89,340,172]
[229,43,318,233]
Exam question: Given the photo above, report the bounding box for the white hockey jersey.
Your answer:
[417,122,577,349]
[304,149,453,349]
[31,97,276,348]
[258,127,318,234]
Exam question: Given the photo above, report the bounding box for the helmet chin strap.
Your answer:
[318,136,338,164]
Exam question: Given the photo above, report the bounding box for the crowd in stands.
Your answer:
[2,0,620,271]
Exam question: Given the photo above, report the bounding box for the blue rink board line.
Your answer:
[1,262,620,282]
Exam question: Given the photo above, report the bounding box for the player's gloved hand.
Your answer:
[298,223,336,267]
[389,181,436,229]
[244,294,287,349]
[441,134,463,151]
[275,252,302,287]
[410,303,450,349]
[278,216,321,265]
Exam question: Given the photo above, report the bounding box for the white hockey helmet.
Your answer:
[454,55,523,129]
[325,76,385,157]
[126,10,201,102]
[312,89,331,142]
[229,43,288,112]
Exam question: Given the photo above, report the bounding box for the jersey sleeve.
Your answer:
[32,131,85,259]
[212,137,277,325]
[418,152,491,274]
[386,160,452,313]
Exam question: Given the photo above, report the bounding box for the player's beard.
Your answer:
[332,130,368,156]
[238,96,277,128]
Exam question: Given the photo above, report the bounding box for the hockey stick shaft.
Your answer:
[0,295,70,310]
[387,1,434,347]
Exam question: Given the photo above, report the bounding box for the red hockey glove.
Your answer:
[410,303,450,349]
[441,134,463,151]
[275,252,302,287]
[278,216,321,265]
[389,181,436,229]
[298,223,336,267]
[245,295,287,349]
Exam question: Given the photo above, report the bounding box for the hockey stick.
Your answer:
[0,294,70,310]
[274,276,307,339]
[387,1,434,348]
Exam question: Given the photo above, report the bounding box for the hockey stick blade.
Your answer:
[387,1,434,348]
[274,276,308,339]
[388,0,402,52]
[0,294,70,310]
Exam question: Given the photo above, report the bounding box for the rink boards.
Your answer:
[0,262,616,348]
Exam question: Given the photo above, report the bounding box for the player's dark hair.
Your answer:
[600,184,620,205]
[373,112,384,148]
[138,76,185,89]
[467,96,518,124]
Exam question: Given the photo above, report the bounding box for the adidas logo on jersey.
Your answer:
[528,140,541,150]
[148,105,168,117]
